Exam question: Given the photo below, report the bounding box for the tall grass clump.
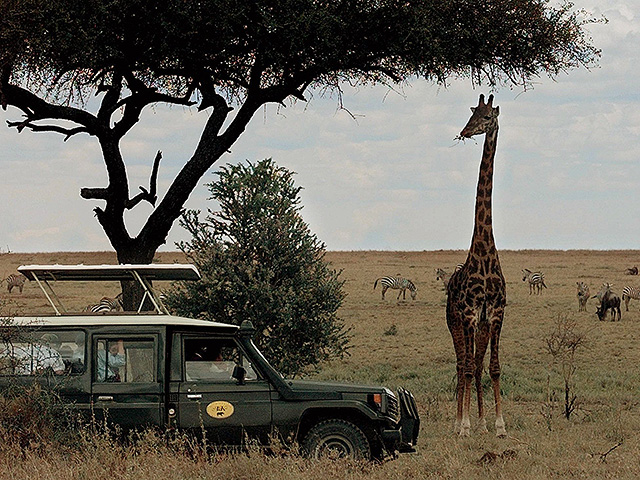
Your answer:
[0,382,80,454]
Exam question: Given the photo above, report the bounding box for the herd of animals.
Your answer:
[371,95,636,438]
[374,265,639,323]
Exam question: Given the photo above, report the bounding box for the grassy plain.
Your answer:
[1,249,640,479]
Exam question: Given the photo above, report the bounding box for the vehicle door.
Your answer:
[176,335,273,445]
[91,334,164,429]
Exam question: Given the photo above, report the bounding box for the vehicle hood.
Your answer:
[286,379,386,395]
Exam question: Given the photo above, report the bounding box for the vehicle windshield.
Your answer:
[246,339,284,380]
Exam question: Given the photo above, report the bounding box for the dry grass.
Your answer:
[1,250,640,479]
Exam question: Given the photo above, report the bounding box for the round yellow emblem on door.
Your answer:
[206,401,235,419]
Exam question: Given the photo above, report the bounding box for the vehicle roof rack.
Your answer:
[18,264,200,282]
[17,264,200,316]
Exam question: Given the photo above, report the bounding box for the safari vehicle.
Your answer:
[0,264,419,460]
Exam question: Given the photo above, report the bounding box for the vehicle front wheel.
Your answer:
[302,419,372,460]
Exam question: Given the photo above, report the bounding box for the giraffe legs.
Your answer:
[449,307,506,437]
[449,323,465,435]
[474,324,490,434]
[489,311,507,437]
[459,319,475,437]
[447,311,469,436]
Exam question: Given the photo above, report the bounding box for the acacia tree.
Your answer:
[0,0,600,306]
[165,159,349,375]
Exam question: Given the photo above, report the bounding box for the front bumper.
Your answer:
[382,387,420,453]
[397,387,420,452]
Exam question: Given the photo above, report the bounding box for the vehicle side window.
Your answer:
[0,330,86,376]
[94,338,155,383]
[183,338,258,382]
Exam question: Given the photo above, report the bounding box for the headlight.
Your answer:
[370,388,400,420]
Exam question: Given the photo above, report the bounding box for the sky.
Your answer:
[0,1,638,253]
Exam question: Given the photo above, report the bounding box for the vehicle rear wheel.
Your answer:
[302,419,371,460]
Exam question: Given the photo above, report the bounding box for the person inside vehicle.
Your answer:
[187,340,223,362]
[96,339,126,382]
[185,340,229,381]
[64,332,86,374]
[8,333,66,375]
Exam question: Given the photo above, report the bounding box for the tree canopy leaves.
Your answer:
[2,0,601,108]
[0,0,603,276]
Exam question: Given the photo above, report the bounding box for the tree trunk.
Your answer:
[116,241,157,311]
[94,94,266,311]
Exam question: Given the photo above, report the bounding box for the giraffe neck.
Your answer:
[469,126,498,258]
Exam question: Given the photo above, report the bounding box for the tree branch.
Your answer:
[6,119,88,140]
[110,71,197,139]
[124,150,162,209]
[2,84,100,136]
[97,70,124,122]
[80,187,108,200]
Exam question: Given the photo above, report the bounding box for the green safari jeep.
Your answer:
[0,264,419,460]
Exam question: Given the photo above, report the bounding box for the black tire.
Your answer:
[302,419,372,460]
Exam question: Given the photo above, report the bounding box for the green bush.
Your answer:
[165,159,350,376]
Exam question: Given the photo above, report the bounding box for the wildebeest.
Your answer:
[594,283,621,321]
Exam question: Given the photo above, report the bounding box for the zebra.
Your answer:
[373,276,417,300]
[435,264,464,290]
[435,268,451,290]
[593,283,614,304]
[621,286,640,311]
[6,273,26,293]
[624,266,638,275]
[85,293,123,313]
[522,269,547,295]
[576,281,590,312]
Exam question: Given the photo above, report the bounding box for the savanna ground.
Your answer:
[1,249,640,479]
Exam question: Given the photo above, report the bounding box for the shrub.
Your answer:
[165,159,350,376]
[0,382,78,453]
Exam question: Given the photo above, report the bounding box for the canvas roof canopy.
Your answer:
[18,264,200,282]
[16,264,200,316]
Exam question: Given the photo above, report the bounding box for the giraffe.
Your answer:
[446,94,507,437]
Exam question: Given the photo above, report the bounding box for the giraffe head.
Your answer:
[459,94,499,139]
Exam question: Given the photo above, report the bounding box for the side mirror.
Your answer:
[232,365,246,385]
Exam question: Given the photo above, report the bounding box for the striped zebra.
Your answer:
[435,264,464,290]
[592,283,613,304]
[85,293,123,313]
[5,273,26,293]
[622,286,640,311]
[522,269,547,295]
[373,275,417,300]
[435,268,451,290]
[624,266,638,275]
[576,281,590,312]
